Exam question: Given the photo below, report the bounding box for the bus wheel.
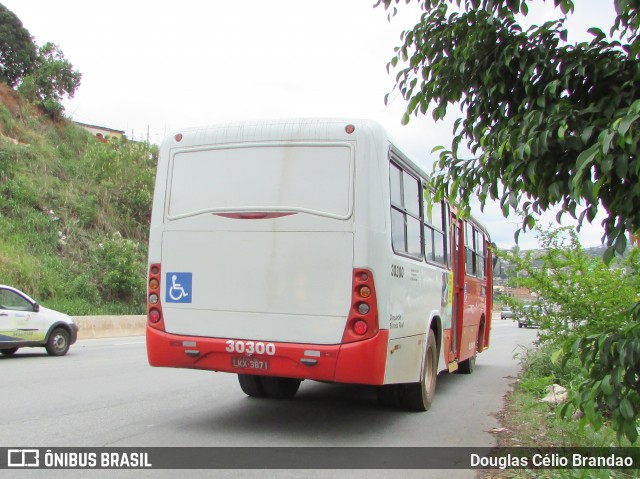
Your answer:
[238,374,266,398]
[376,385,400,408]
[458,354,476,374]
[459,322,482,374]
[399,329,438,411]
[261,377,301,399]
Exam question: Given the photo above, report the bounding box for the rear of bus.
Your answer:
[146,119,390,396]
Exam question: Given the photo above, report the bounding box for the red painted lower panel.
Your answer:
[334,330,388,384]
[442,330,452,364]
[146,326,389,386]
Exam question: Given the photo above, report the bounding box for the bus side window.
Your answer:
[424,193,446,266]
[477,231,486,278]
[390,163,402,206]
[403,172,421,257]
[425,225,435,262]
[389,160,422,259]
[442,204,449,266]
[390,163,405,253]
[464,225,488,278]
[465,222,477,276]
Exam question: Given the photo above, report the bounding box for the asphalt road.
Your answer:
[1,319,537,479]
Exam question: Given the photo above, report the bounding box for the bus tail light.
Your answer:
[353,320,368,335]
[148,263,165,330]
[359,286,371,298]
[149,308,161,323]
[341,269,379,343]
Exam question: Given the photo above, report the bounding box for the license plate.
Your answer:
[231,356,269,370]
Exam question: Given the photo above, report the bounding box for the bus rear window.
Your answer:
[167,144,353,219]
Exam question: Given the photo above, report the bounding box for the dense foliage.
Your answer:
[377,0,640,260]
[504,228,640,344]
[485,343,639,479]
[0,4,135,312]
[565,319,640,444]
[0,3,37,87]
[18,42,81,119]
[1,3,81,118]
[500,228,640,443]
[0,99,156,314]
[378,0,640,445]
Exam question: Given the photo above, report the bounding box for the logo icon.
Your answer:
[8,449,39,467]
[166,272,192,303]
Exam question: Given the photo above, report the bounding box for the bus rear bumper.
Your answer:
[146,326,389,385]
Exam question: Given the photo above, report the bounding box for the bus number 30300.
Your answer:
[225,340,276,356]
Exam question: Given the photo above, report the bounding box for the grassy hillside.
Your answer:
[0,84,156,315]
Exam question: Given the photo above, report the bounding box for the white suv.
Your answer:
[0,285,78,356]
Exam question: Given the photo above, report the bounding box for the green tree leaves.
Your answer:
[96,233,146,304]
[501,227,640,344]
[18,43,81,119]
[0,5,81,118]
[0,4,37,87]
[500,227,640,444]
[566,321,640,444]
[378,0,640,261]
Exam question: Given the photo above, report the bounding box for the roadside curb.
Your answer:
[74,315,146,339]
[76,315,507,340]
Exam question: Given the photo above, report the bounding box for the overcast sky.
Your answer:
[4,0,617,250]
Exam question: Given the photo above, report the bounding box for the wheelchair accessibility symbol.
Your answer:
[166,272,192,303]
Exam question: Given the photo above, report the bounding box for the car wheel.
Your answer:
[398,329,438,411]
[1,347,19,356]
[46,328,71,356]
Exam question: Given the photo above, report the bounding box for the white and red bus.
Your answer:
[146,118,493,410]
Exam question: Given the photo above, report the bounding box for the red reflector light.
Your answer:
[353,320,368,335]
[345,124,355,134]
[149,309,161,323]
[150,265,159,275]
[175,133,183,142]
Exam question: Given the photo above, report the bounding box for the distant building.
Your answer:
[494,285,537,302]
[74,121,125,142]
